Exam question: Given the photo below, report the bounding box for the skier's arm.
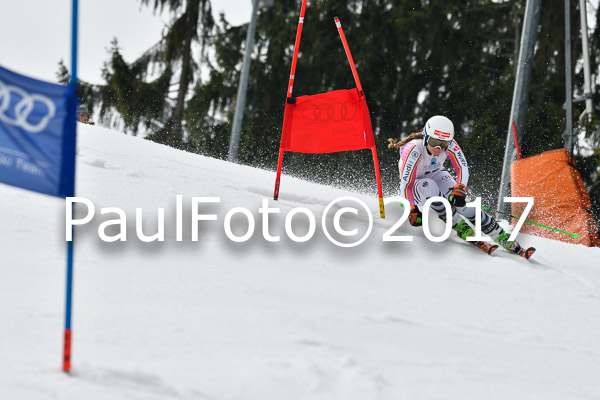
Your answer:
[445,141,469,186]
[399,144,421,205]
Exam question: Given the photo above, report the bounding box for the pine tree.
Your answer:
[98,39,172,134]
[83,1,215,144]
[139,0,215,145]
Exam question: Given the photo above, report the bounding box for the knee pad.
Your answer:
[413,178,442,208]
[454,204,476,220]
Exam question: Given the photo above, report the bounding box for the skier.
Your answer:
[388,115,521,253]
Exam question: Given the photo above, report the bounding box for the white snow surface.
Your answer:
[2,124,600,400]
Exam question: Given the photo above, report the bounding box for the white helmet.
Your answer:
[423,115,454,142]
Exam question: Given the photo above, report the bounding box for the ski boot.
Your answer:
[483,220,519,252]
[483,220,536,259]
[440,212,474,240]
[448,215,498,255]
[453,219,474,240]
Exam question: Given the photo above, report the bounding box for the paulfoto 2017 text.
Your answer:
[65,196,533,248]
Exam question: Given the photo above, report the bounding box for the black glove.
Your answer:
[409,205,423,227]
[449,183,467,207]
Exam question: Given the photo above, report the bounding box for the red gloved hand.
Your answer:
[409,205,423,227]
[449,183,467,207]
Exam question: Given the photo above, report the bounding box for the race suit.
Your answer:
[398,137,491,227]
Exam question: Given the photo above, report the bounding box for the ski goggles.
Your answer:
[426,136,451,150]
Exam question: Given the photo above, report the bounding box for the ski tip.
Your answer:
[487,244,500,255]
[471,241,498,256]
[521,247,536,260]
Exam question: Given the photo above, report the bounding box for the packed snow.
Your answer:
[1,123,600,400]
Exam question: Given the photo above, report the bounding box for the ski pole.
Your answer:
[400,202,579,238]
[482,206,580,238]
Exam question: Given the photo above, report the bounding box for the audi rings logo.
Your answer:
[300,101,358,122]
[0,79,56,133]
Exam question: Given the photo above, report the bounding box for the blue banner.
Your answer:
[0,64,76,198]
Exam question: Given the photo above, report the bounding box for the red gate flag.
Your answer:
[280,89,374,153]
[274,2,385,218]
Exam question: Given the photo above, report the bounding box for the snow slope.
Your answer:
[1,124,600,400]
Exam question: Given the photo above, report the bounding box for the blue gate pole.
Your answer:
[70,0,78,87]
[63,0,78,373]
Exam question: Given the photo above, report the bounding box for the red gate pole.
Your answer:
[274,0,307,200]
[285,0,307,100]
[335,16,385,218]
[274,147,284,200]
[511,121,523,160]
[371,147,385,218]
[334,17,363,95]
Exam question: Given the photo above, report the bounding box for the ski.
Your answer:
[494,241,537,260]
[453,231,499,255]
[470,240,499,256]
[512,244,536,260]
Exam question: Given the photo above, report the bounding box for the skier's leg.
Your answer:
[413,177,473,240]
[413,178,446,216]
[430,170,496,232]
[457,207,518,250]
[481,217,520,251]
[430,171,518,250]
